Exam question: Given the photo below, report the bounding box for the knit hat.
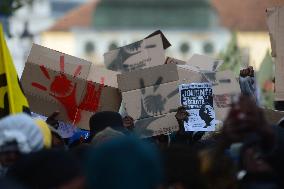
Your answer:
[0,114,44,154]
[85,137,163,189]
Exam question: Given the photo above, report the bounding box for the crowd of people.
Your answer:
[0,67,283,189]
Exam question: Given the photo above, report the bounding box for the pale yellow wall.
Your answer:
[40,32,76,56]
[237,32,272,70]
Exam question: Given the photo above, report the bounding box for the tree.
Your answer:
[218,32,242,75]
[257,50,275,108]
[0,0,34,16]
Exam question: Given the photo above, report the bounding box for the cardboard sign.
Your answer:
[186,54,224,72]
[117,63,178,92]
[122,81,179,120]
[118,63,208,137]
[104,34,165,72]
[202,70,240,121]
[133,112,179,138]
[165,57,186,65]
[179,83,216,131]
[266,7,284,100]
[21,44,121,130]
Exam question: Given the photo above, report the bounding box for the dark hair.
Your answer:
[7,149,82,189]
[89,111,124,137]
[162,145,206,189]
[199,103,214,124]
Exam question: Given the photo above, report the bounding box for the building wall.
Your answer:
[41,32,76,56]
[41,29,230,66]
[236,31,272,70]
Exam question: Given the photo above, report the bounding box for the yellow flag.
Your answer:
[0,24,29,118]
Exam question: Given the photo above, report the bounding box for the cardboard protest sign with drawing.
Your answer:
[104,34,166,72]
[21,44,121,130]
[179,83,216,131]
[118,63,208,138]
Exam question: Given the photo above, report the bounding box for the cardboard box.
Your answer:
[133,112,179,138]
[21,44,121,130]
[266,7,284,100]
[104,34,166,72]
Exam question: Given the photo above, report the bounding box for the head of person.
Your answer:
[7,149,85,189]
[0,114,44,175]
[199,103,215,125]
[85,137,163,189]
[162,145,205,189]
[89,111,128,139]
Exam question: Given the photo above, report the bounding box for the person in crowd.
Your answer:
[162,145,206,189]
[7,149,85,189]
[0,114,44,177]
[89,111,130,140]
[45,111,68,148]
[91,127,125,145]
[84,136,163,189]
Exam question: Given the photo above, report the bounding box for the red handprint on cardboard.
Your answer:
[31,56,105,124]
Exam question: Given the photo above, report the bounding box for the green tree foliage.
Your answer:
[218,32,242,75]
[0,0,33,16]
[257,51,275,108]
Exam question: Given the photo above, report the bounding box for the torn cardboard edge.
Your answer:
[165,57,186,65]
[117,63,178,92]
[186,54,224,72]
[133,112,179,138]
[28,44,92,80]
[144,30,171,49]
[266,6,284,100]
[122,80,180,120]
[104,34,166,72]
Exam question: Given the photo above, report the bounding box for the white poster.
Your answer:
[179,83,216,131]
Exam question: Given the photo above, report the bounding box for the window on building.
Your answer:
[180,42,190,54]
[108,42,118,51]
[85,41,95,54]
[203,42,214,54]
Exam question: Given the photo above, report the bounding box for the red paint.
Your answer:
[79,77,105,112]
[32,82,47,91]
[50,84,80,123]
[60,56,64,72]
[50,74,73,96]
[39,65,50,80]
[73,65,82,77]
